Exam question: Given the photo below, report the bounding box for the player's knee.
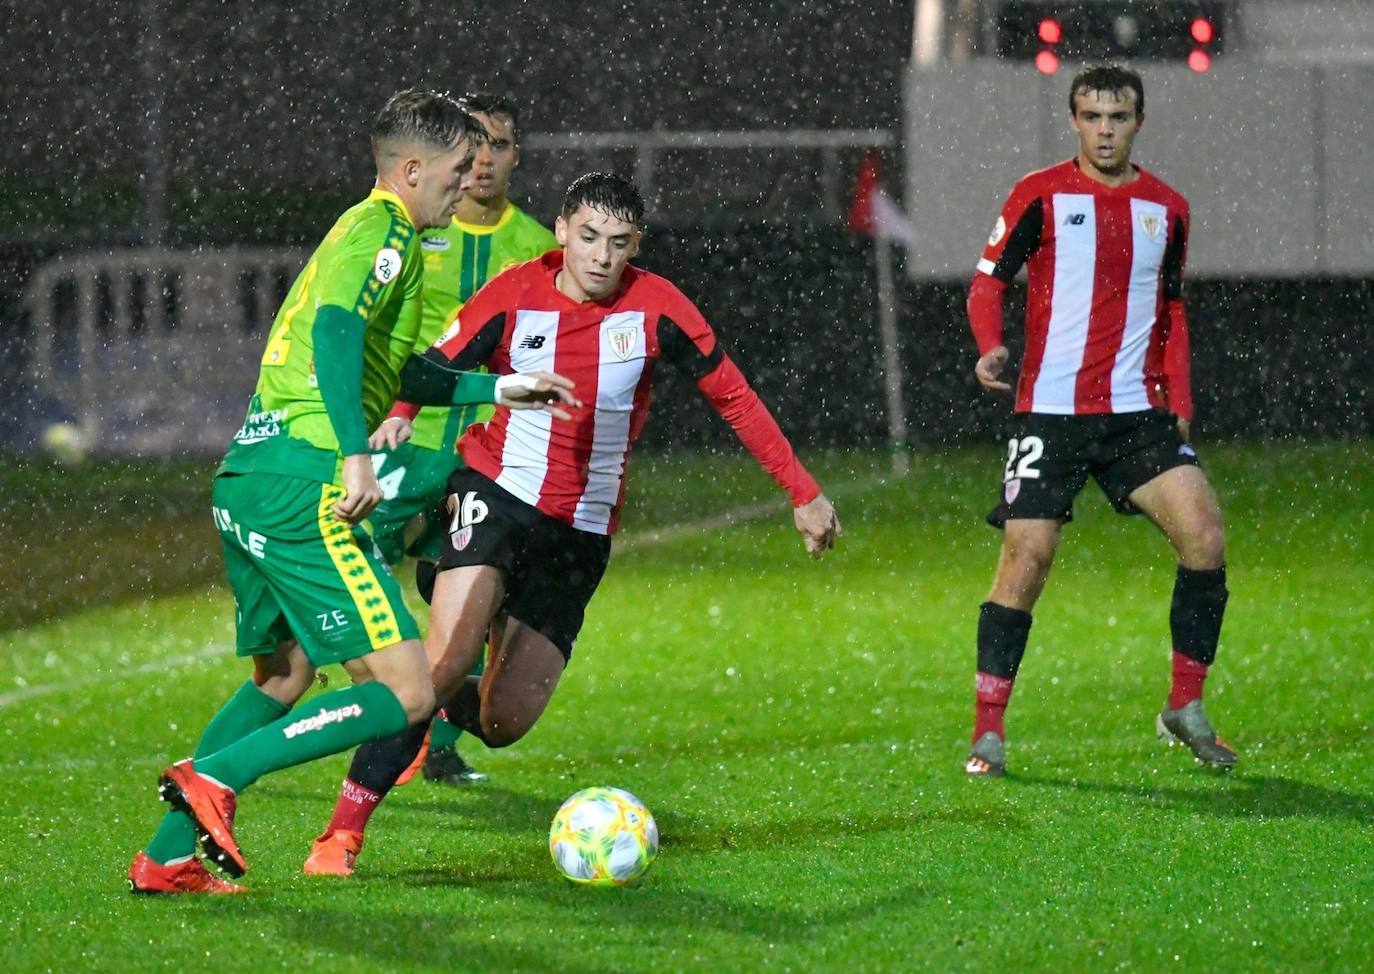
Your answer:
[1005,538,1055,582]
[480,710,532,748]
[385,677,436,725]
[1198,523,1226,567]
[1181,520,1225,570]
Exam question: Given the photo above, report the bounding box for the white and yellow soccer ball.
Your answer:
[39,422,90,467]
[548,786,659,886]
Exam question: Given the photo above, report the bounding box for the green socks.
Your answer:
[146,680,288,864]
[196,681,409,794]
[430,716,461,751]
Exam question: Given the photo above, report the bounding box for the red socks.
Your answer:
[1169,651,1209,710]
[973,671,1015,741]
[973,653,1208,742]
[326,778,383,835]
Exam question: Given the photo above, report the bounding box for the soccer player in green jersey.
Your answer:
[127,88,577,895]
[366,93,558,786]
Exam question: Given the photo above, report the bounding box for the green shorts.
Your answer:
[212,471,420,666]
[369,441,466,564]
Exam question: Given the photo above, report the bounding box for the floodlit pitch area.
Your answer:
[2,444,1371,972]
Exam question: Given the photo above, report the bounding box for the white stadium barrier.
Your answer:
[23,247,308,455]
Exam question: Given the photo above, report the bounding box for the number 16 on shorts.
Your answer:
[1003,435,1044,502]
[449,490,488,552]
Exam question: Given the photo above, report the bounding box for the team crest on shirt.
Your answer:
[374,247,402,284]
[607,325,639,361]
[1137,213,1165,242]
[1004,477,1021,504]
[988,216,1006,246]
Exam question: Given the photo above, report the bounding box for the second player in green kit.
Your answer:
[367,94,557,786]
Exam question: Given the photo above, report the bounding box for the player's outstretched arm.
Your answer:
[794,493,841,559]
[494,371,582,420]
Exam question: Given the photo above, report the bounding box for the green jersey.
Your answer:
[221,189,423,485]
[409,202,558,451]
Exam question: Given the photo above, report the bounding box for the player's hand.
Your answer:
[1176,416,1191,442]
[369,416,412,451]
[335,453,383,524]
[975,345,1012,392]
[495,371,581,421]
[794,493,841,559]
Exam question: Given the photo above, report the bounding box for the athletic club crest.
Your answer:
[1004,477,1021,503]
[1137,212,1164,242]
[607,325,639,361]
[452,525,473,551]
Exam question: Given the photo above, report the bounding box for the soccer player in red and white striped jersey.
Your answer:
[303,172,840,874]
[963,63,1235,777]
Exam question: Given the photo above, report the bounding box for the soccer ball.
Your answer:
[39,422,90,467]
[548,786,658,886]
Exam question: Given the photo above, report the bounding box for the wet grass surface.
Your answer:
[1,442,1371,972]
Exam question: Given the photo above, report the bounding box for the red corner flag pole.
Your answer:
[849,151,912,477]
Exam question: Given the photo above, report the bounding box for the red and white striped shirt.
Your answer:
[392,252,819,535]
[969,159,1193,419]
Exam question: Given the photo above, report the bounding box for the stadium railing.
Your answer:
[23,247,307,456]
[520,128,897,224]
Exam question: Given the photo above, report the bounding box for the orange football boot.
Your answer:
[158,759,246,877]
[128,851,247,895]
[302,830,365,877]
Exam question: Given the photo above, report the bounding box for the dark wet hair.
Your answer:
[1069,62,1144,116]
[371,88,484,158]
[560,172,645,226]
[459,92,522,145]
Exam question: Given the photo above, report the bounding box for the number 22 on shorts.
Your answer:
[1004,436,1044,481]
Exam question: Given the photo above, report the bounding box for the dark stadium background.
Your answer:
[2,0,1369,451]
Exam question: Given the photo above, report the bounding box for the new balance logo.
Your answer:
[517,335,546,350]
[1064,213,1087,226]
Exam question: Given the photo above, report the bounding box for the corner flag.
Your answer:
[849,151,915,476]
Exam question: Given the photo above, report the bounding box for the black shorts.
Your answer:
[987,409,1198,528]
[437,469,610,659]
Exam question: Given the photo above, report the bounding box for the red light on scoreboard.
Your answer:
[1190,18,1215,44]
[1187,48,1212,72]
[1035,49,1061,74]
[1037,18,1063,44]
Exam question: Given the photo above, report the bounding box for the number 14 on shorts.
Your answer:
[370,453,406,501]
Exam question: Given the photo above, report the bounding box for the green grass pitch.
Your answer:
[1,443,1371,973]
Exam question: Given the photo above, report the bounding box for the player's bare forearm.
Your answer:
[794,493,841,559]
